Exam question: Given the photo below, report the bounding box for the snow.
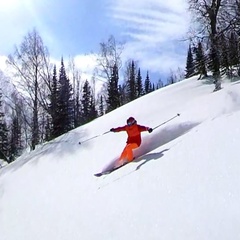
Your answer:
[1,76,240,240]
[0,159,8,168]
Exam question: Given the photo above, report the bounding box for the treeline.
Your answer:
[185,0,240,90]
[0,31,173,163]
[185,32,240,80]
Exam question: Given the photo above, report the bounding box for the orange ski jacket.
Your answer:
[113,124,149,146]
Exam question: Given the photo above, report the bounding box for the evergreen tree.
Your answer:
[157,78,164,89]
[218,33,230,75]
[126,60,137,101]
[49,65,60,139]
[106,63,120,112]
[144,71,151,94]
[44,116,51,141]
[89,96,98,121]
[193,41,208,79]
[152,83,155,91]
[185,44,195,78]
[118,84,127,106]
[58,58,74,134]
[136,68,144,98]
[81,80,97,124]
[150,82,153,92]
[9,115,22,161]
[228,31,239,67]
[208,41,221,91]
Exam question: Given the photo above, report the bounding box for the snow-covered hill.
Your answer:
[1,76,240,240]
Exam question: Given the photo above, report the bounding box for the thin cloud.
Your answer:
[74,54,98,74]
[107,0,190,75]
[0,0,62,58]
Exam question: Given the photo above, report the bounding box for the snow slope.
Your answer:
[1,76,240,240]
[0,159,8,168]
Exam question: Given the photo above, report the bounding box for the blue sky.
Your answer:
[0,0,190,82]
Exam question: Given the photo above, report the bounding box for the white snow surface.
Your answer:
[1,76,240,240]
[0,159,8,168]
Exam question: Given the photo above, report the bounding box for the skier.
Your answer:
[110,117,153,167]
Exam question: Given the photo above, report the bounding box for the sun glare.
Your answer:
[0,0,26,10]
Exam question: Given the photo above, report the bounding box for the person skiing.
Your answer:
[110,117,153,167]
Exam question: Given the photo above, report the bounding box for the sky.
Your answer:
[1,75,240,239]
[0,0,190,82]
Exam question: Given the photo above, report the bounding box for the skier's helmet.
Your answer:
[127,117,137,126]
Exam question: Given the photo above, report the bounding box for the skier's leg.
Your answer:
[118,145,128,165]
[119,143,138,164]
[125,143,138,162]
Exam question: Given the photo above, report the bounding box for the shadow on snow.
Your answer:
[134,121,200,158]
[135,149,169,171]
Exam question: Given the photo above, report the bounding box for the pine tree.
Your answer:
[58,58,74,134]
[157,78,164,89]
[228,31,239,67]
[218,33,230,75]
[81,80,97,124]
[49,65,60,139]
[193,41,208,79]
[208,41,221,91]
[152,83,155,91]
[89,97,98,121]
[9,115,22,161]
[126,60,137,102]
[106,63,120,112]
[144,71,151,94]
[185,44,195,78]
[136,68,144,98]
[44,116,51,141]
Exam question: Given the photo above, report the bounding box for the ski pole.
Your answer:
[79,130,110,145]
[153,113,180,130]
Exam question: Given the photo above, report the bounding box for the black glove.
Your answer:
[148,128,153,133]
[110,128,115,132]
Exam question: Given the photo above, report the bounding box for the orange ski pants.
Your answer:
[119,143,139,163]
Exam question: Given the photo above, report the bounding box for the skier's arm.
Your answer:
[138,125,153,133]
[110,126,126,132]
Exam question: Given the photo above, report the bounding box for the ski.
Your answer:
[94,162,129,177]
